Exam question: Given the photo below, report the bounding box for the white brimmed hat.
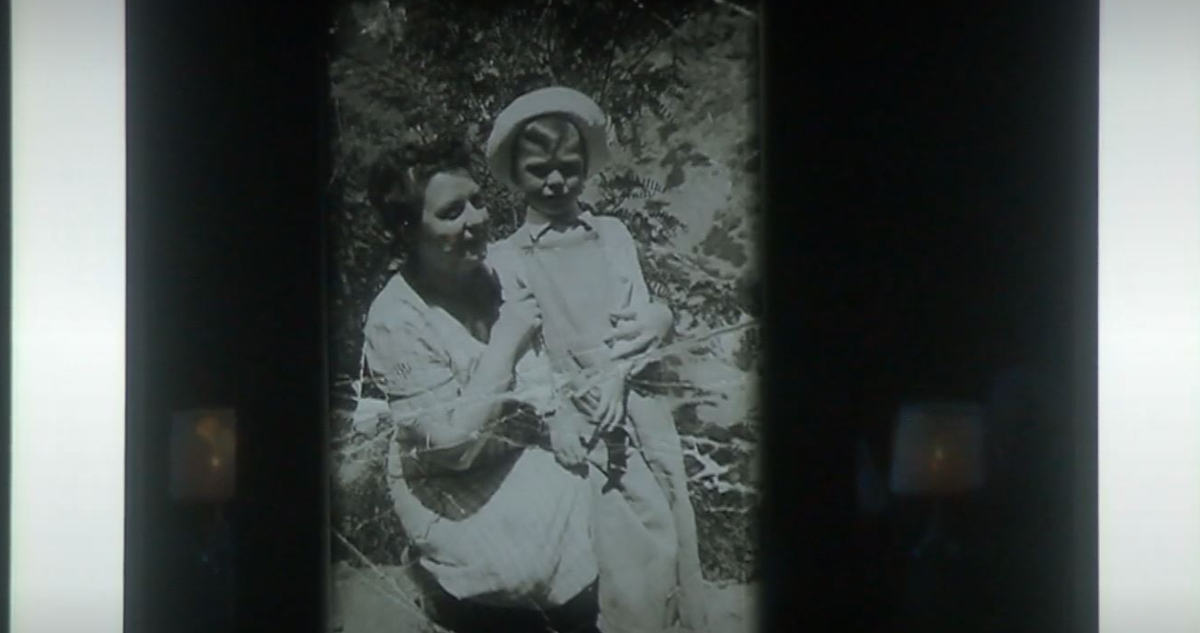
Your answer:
[485,86,611,190]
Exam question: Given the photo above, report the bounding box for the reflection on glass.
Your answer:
[169,408,237,502]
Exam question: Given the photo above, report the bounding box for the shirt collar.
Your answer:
[520,209,596,245]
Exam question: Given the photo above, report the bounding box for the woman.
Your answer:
[359,137,674,632]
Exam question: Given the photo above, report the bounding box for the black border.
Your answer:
[126,2,329,631]
[758,3,1099,632]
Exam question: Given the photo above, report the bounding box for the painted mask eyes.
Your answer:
[525,162,582,181]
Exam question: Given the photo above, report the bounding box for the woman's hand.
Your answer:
[492,284,542,355]
[549,411,589,469]
[607,302,674,362]
[574,370,629,433]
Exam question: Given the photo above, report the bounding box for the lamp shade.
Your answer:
[169,408,237,501]
[889,401,985,495]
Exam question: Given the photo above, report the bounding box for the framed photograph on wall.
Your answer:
[323,2,764,632]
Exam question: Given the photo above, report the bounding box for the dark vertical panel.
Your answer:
[127,2,328,631]
[763,2,1096,632]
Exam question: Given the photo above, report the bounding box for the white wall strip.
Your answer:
[10,1,126,631]
[1099,1,1200,631]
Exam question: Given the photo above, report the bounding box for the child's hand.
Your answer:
[574,372,628,433]
[549,412,589,468]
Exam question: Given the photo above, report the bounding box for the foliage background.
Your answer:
[327,1,762,628]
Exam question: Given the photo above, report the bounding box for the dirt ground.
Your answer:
[330,562,759,633]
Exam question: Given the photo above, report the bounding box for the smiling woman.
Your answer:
[365,138,499,343]
[350,136,606,632]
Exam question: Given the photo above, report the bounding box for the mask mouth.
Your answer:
[536,190,577,210]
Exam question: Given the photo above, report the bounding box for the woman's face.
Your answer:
[411,169,490,277]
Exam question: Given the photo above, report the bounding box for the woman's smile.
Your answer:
[418,171,491,274]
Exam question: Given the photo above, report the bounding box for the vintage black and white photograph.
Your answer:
[326,1,762,632]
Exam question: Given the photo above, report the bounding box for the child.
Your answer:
[485,87,709,633]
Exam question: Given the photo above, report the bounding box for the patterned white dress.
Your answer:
[362,269,598,610]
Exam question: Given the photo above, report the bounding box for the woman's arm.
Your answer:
[608,302,673,364]
[601,219,675,364]
[416,330,523,449]
[364,281,541,467]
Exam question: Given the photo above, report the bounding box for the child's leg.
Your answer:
[626,393,710,631]
[587,444,678,633]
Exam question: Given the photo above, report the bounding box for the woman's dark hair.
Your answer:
[366,134,474,239]
[365,134,503,322]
